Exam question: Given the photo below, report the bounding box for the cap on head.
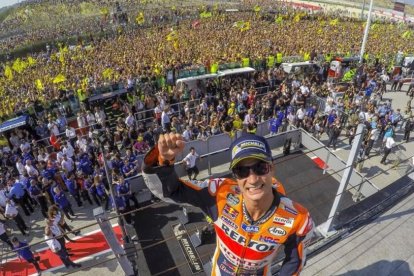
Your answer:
[229,134,272,169]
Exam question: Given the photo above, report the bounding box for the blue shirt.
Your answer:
[54,192,70,208]
[8,182,25,199]
[41,168,56,180]
[29,184,42,197]
[96,183,106,197]
[78,158,93,175]
[65,179,77,194]
[113,196,126,210]
[13,242,34,261]
[116,182,129,197]
[269,118,278,132]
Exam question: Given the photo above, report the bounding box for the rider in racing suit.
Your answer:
[142,133,314,275]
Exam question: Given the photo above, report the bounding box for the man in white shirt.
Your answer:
[65,125,77,146]
[182,126,192,142]
[75,134,88,153]
[16,158,27,175]
[48,120,60,137]
[296,106,305,127]
[183,147,200,180]
[62,141,75,160]
[86,110,97,129]
[125,112,136,129]
[94,106,107,128]
[380,136,396,165]
[161,106,171,133]
[61,154,75,175]
[24,160,39,177]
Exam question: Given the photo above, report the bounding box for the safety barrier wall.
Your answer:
[127,128,302,201]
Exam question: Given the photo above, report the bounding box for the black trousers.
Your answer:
[14,194,34,216]
[13,214,28,235]
[27,257,41,271]
[381,147,392,163]
[0,232,13,249]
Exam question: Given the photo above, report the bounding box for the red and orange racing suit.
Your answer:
[142,147,314,276]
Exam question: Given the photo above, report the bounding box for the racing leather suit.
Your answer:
[142,147,314,276]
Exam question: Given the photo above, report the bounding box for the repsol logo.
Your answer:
[221,224,276,252]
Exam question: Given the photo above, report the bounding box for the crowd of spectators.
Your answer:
[1,1,414,118]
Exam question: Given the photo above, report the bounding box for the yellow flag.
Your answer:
[171,5,176,11]
[317,28,323,35]
[293,14,301,23]
[35,79,44,91]
[100,7,109,16]
[211,63,219,73]
[233,21,245,28]
[329,19,338,26]
[136,12,145,25]
[402,30,412,39]
[27,56,36,66]
[200,11,212,18]
[276,53,283,63]
[275,15,283,24]
[12,58,28,74]
[166,30,178,41]
[173,40,179,50]
[240,21,250,32]
[253,5,261,13]
[304,53,310,61]
[4,65,13,81]
[52,73,66,84]
[370,22,378,30]
[81,77,89,91]
[242,58,250,67]
[102,68,114,80]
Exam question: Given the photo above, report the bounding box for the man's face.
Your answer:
[234,158,273,203]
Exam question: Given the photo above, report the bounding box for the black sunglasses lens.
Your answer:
[233,162,269,179]
[233,166,250,179]
[253,162,269,176]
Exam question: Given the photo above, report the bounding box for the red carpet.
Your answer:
[1,226,121,276]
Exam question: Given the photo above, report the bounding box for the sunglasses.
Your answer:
[232,161,271,179]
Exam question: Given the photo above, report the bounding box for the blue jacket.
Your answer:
[8,182,25,199]
[64,179,78,194]
[14,242,34,261]
[54,192,70,208]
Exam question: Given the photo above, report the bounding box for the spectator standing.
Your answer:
[115,176,139,210]
[61,154,75,176]
[64,173,82,207]
[53,187,75,220]
[4,199,29,236]
[380,136,396,165]
[404,118,414,142]
[65,125,77,146]
[7,179,34,216]
[183,147,200,180]
[0,220,13,249]
[11,237,42,275]
[28,179,49,219]
[161,106,171,133]
[44,220,81,269]
[327,119,342,150]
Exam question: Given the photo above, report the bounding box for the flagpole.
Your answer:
[359,0,374,63]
